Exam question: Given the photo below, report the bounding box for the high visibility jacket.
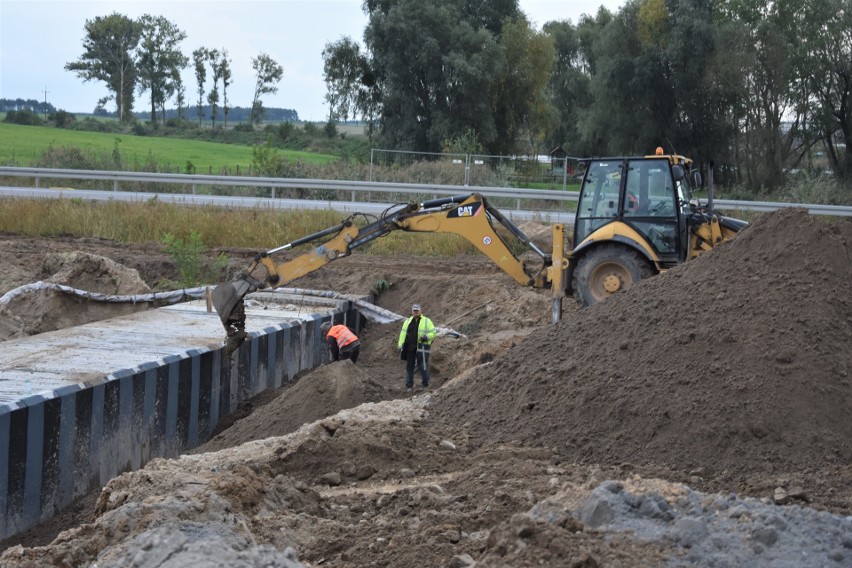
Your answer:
[327,325,358,349]
[397,315,436,349]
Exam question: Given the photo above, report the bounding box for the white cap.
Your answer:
[411,304,421,311]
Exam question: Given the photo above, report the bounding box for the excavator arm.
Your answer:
[212,193,566,354]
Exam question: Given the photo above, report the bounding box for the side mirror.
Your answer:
[692,170,702,187]
[672,165,684,182]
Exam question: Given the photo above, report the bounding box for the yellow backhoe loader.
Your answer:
[212,149,746,353]
[212,193,568,354]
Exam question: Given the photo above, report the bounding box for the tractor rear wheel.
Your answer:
[572,244,654,307]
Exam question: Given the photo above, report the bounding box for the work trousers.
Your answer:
[405,343,430,387]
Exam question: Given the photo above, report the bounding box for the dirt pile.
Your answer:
[431,209,852,476]
[196,360,387,453]
[0,251,152,341]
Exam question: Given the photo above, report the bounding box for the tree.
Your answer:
[192,48,208,125]
[363,0,512,152]
[65,12,140,123]
[136,15,187,125]
[172,69,186,120]
[717,0,806,189]
[220,50,232,129]
[794,0,852,180]
[206,49,221,129]
[322,37,382,140]
[492,17,556,155]
[542,20,593,155]
[323,37,364,123]
[250,53,284,126]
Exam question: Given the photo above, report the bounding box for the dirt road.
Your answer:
[0,210,850,567]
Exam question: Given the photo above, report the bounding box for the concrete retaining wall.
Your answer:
[0,303,364,541]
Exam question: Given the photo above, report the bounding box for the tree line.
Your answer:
[65,12,285,129]
[0,99,57,115]
[321,0,851,188]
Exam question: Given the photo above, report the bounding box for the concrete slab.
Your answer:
[0,291,343,404]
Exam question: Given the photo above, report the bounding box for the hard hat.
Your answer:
[412,304,421,311]
[320,321,332,332]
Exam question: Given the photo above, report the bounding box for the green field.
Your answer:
[0,122,339,172]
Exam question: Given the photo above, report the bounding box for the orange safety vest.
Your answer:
[327,325,358,349]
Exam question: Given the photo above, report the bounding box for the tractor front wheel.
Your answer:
[572,245,654,307]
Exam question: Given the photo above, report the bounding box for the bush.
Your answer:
[324,120,338,139]
[71,117,122,133]
[161,231,229,288]
[49,110,77,128]
[4,109,42,126]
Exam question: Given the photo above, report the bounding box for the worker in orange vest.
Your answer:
[320,321,361,363]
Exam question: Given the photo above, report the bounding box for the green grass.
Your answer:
[0,123,339,171]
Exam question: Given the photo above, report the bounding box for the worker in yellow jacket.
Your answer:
[397,303,436,390]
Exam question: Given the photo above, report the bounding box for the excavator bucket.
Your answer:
[211,278,253,330]
[212,272,262,356]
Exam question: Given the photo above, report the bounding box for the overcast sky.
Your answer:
[0,0,624,121]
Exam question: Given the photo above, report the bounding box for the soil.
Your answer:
[0,210,851,567]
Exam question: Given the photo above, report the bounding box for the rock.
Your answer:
[319,472,342,486]
[447,553,475,568]
[356,464,376,480]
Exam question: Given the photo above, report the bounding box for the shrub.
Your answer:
[49,110,77,128]
[4,109,42,126]
[161,231,228,288]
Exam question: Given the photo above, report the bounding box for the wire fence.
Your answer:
[369,149,584,190]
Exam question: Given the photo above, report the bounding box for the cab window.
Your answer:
[575,160,622,242]
[623,160,675,217]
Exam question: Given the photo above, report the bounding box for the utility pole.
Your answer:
[43,86,50,119]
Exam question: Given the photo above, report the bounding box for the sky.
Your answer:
[0,0,624,122]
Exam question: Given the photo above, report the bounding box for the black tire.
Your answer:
[572,244,654,307]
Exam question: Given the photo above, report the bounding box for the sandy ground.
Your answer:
[0,210,850,567]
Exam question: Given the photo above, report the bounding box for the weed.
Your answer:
[161,231,229,288]
[372,279,390,294]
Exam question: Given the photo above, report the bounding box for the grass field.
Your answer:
[0,122,339,172]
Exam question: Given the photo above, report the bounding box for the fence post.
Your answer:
[464,154,470,187]
[113,180,118,191]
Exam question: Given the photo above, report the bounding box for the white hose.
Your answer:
[0,281,207,307]
[0,281,466,338]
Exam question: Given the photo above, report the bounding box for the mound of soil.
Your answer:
[431,208,852,476]
[0,251,152,340]
[195,360,387,453]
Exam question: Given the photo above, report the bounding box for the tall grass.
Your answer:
[0,198,480,256]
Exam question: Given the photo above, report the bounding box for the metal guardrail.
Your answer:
[1,166,851,217]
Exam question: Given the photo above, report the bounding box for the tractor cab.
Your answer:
[573,149,698,268]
